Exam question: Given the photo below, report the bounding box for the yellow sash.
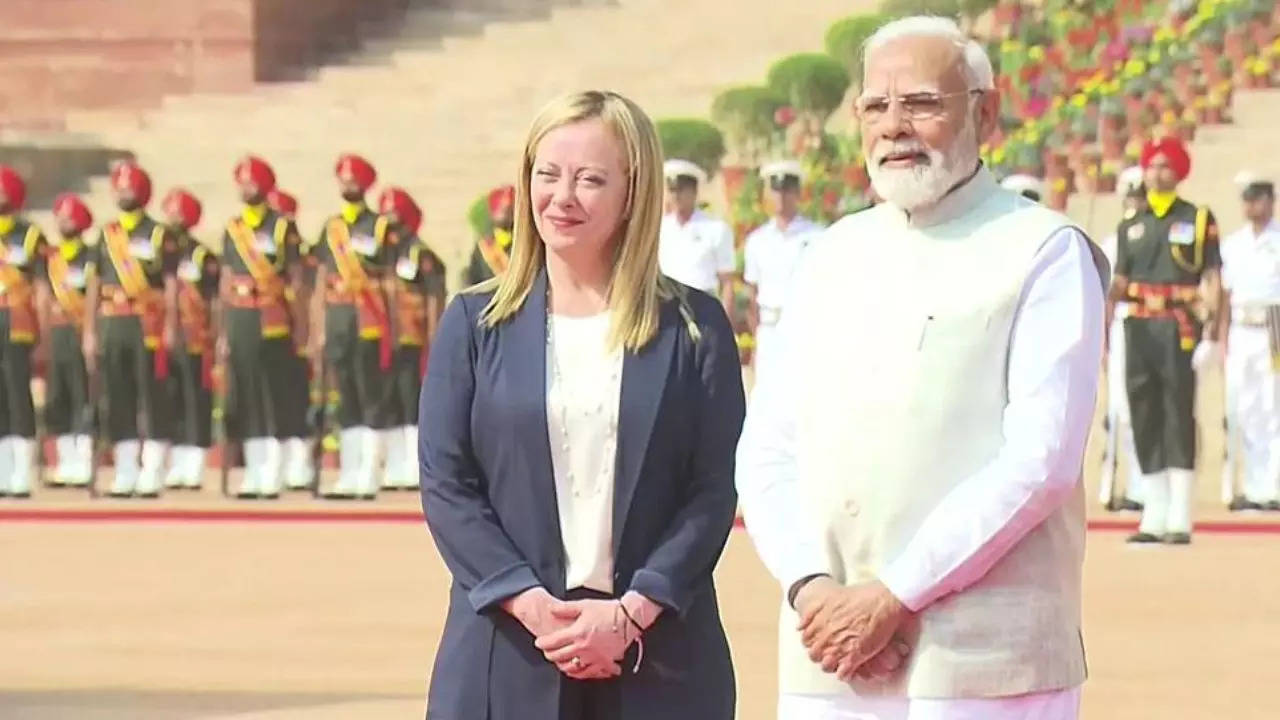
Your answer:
[327,216,382,293]
[228,217,284,297]
[48,251,85,326]
[103,223,151,299]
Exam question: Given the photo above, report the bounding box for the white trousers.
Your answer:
[1225,325,1280,503]
[779,687,1081,720]
[754,322,782,390]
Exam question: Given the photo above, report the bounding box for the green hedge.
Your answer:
[879,0,961,20]
[656,118,726,178]
[766,53,851,119]
[825,13,890,78]
[467,193,493,239]
[710,85,787,153]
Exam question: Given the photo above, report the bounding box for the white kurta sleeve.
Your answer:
[735,258,830,596]
[878,226,1104,612]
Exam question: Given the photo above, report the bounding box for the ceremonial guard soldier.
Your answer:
[42,193,95,488]
[310,153,395,499]
[264,188,314,490]
[379,187,444,490]
[463,185,514,286]
[83,161,181,498]
[1112,137,1225,543]
[743,160,823,386]
[160,189,219,490]
[219,156,305,499]
[1221,173,1280,511]
[658,159,736,316]
[0,166,48,497]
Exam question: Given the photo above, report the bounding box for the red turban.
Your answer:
[335,153,377,191]
[110,161,152,205]
[0,165,27,210]
[53,193,93,233]
[379,186,422,233]
[162,188,203,229]
[1140,137,1191,181]
[267,189,298,217]
[234,155,277,193]
[488,185,515,214]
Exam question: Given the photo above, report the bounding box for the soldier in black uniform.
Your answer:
[161,188,219,490]
[1112,137,1224,544]
[83,161,181,498]
[463,185,514,286]
[42,193,95,488]
[309,153,395,499]
[219,156,305,499]
[0,165,48,497]
[379,187,445,490]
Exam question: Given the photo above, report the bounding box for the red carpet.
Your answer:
[2,508,1280,534]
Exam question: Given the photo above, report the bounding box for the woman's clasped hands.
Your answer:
[503,588,654,681]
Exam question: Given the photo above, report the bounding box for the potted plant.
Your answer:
[1098,95,1126,159]
[766,53,851,146]
[711,85,787,197]
[823,13,891,80]
[1097,159,1120,193]
[656,118,727,182]
[1046,175,1071,210]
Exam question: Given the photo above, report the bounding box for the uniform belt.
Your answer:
[100,285,141,316]
[759,306,782,326]
[1125,282,1200,351]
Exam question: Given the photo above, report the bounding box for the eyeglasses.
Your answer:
[854,89,985,123]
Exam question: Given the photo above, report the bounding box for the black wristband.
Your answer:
[618,601,644,635]
[787,574,830,609]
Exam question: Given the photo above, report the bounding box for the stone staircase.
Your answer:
[58,0,857,283]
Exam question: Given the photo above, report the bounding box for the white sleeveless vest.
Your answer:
[778,170,1093,699]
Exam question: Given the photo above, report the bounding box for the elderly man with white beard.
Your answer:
[735,16,1108,720]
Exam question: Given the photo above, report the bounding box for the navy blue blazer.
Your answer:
[418,270,745,720]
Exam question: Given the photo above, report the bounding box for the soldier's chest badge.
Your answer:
[1169,222,1195,246]
[395,256,418,281]
[351,234,378,257]
[178,259,201,282]
[6,244,27,265]
[1127,223,1146,241]
[254,232,276,255]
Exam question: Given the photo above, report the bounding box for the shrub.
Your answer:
[656,118,726,178]
[765,53,851,119]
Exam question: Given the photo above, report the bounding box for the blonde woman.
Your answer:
[418,91,743,719]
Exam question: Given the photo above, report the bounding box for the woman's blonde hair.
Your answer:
[473,90,672,352]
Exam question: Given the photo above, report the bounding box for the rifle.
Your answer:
[1098,414,1120,509]
[83,349,102,499]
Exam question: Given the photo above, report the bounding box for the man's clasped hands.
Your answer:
[502,587,662,680]
[793,577,913,683]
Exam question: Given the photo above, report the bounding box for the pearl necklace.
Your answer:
[546,289,621,499]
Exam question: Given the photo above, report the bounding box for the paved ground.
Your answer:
[2,513,1279,719]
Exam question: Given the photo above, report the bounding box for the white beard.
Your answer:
[867,120,980,212]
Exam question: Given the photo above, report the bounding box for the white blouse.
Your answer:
[546,312,623,593]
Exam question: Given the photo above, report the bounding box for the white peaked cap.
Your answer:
[663,159,708,187]
[1234,170,1262,188]
[1000,173,1044,197]
[760,159,806,182]
[1118,166,1145,194]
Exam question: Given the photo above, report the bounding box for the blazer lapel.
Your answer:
[506,270,565,576]
[612,300,677,555]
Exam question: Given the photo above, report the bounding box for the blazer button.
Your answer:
[844,499,860,517]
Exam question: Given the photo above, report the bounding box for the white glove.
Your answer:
[1192,339,1221,371]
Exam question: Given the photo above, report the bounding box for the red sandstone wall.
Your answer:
[0,0,407,131]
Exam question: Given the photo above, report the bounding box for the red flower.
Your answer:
[774,106,797,128]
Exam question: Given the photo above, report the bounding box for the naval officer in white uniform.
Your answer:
[658,159,736,316]
[743,160,823,388]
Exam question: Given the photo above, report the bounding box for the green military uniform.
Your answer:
[1117,194,1221,472]
[89,212,180,497]
[0,217,47,496]
[44,233,93,486]
[463,227,510,286]
[163,235,220,489]
[310,204,395,497]
[1116,191,1221,542]
[384,230,445,489]
[220,207,304,498]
